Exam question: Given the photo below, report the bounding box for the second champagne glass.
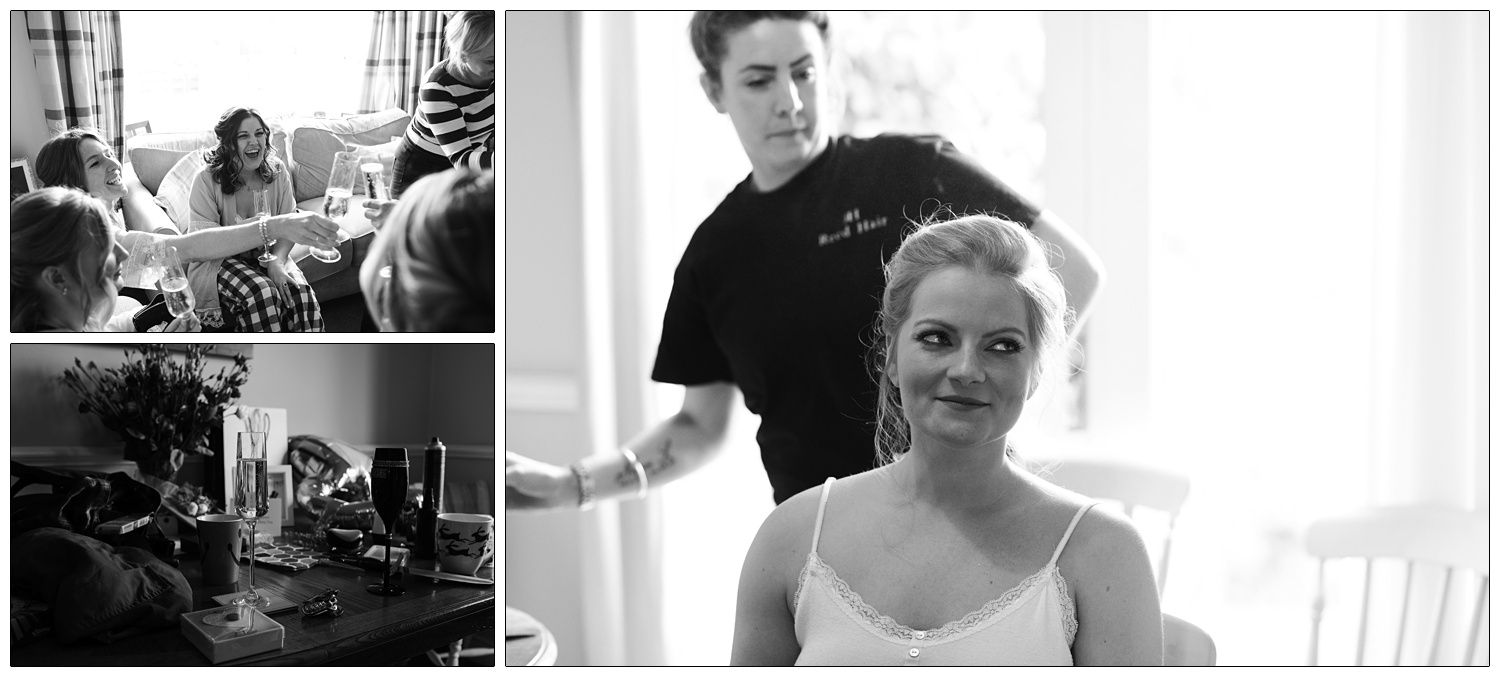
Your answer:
[367,447,409,596]
[312,151,358,263]
[235,431,271,609]
[159,246,194,318]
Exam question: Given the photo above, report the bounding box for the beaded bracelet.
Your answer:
[620,446,648,500]
[570,461,595,511]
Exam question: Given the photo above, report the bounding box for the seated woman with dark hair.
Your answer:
[187,106,323,331]
[12,187,198,332]
[34,127,341,316]
[359,168,493,331]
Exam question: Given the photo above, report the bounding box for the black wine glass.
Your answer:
[367,447,409,596]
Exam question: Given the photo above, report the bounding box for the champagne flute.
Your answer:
[159,246,194,318]
[361,159,391,201]
[366,447,409,596]
[235,431,271,609]
[311,151,358,263]
[252,189,278,264]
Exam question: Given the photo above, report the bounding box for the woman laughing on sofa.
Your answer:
[35,128,343,302]
[186,106,327,331]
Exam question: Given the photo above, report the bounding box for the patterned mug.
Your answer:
[436,513,494,577]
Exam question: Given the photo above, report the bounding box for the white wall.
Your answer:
[502,10,594,668]
[10,343,495,490]
[10,344,444,447]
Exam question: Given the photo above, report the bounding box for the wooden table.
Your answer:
[11,554,495,666]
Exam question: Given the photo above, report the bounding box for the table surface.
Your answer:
[11,551,495,666]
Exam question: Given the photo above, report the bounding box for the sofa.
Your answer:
[119,109,410,313]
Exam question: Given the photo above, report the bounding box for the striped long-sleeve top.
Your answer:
[406,60,495,170]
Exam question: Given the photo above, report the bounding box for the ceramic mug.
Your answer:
[436,513,494,577]
[198,514,244,586]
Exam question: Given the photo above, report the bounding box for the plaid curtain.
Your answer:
[27,11,125,159]
[358,11,450,115]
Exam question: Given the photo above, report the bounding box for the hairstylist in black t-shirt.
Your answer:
[506,11,1106,509]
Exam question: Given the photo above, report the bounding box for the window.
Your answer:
[121,11,368,133]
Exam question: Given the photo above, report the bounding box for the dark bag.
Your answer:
[130,296,173,332]
[10,461,175,562]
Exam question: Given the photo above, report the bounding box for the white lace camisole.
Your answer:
[792,477,1100,666]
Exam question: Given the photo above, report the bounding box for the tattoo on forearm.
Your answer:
[614,439,677,488]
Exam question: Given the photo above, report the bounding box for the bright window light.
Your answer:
[121,11,369,132]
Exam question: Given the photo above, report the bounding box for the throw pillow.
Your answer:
[287,109,411,202]
[152,150,208,233]
[126,147,190,196]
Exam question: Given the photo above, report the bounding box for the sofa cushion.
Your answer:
[124,126,289,196]
[152,150,207,232]
[287,109,410,202]
[126,148,190,196]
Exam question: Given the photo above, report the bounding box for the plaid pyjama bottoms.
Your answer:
[218,254,324,332]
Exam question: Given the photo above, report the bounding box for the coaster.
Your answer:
[210,592,297,615]
[249,542,323,572]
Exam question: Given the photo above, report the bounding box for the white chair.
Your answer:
[1305,505,1488,666]
[1163,612,1216,666]
[1036,458,1190,594]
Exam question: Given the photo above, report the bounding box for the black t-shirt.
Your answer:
[652,134,1042,504]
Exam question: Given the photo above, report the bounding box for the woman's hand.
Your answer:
[160,313,202,332]
[266,260,301,306]
[268,212,341,248]
[363,199,397,229]
[505,450,579,511]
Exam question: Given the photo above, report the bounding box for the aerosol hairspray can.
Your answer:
[416,436,446,558]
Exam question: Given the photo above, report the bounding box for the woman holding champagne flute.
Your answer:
[187,106,324,331]
[34,128,341,318]
[11,187,200,332]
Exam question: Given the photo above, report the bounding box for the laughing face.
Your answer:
[892,265,1039,453]
[234,115,270,173]
[78,137,127,202]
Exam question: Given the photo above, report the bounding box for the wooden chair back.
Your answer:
[1163,612,1216,666]
[1037,458,1190,594]
[1305,505,1488,665]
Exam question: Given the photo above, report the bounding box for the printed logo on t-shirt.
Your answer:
[817,207,890,247]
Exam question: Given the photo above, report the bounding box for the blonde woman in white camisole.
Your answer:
[730,215,1163,666]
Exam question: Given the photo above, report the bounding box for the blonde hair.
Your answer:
[446,11,494,65]
[868,213,1071,466]
[11,187,115,332]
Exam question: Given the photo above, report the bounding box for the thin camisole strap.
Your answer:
[1048,501,1101,567]
[808,477,837,555]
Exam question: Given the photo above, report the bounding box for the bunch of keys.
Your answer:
[301,588,345,618]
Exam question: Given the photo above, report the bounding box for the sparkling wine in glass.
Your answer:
[252,189,278,264]
[367,447,409,596]
[311,151,358,263]
[361,161,390,201]
[159,246,194,318]
[235,431,271,609]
